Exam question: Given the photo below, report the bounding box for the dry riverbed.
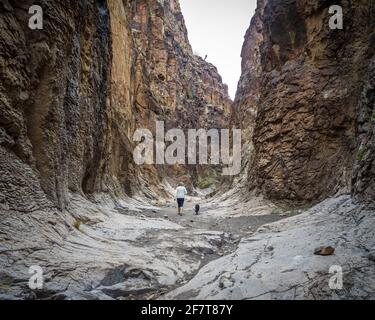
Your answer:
[1,195,374,300]
[1,193,290,300]
[116,199,300,299]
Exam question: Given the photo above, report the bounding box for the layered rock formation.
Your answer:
[0,0,231,214]
[166,196,375,300]
[0,0,113,212]
[352,43,375,206]
[165,2,375,300]
[234,0,375,203]
[1,0,375,301]
[0,0,232,299]
[126,0,231,190]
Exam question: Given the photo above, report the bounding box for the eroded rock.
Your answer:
[314,247,335,256]
[164,196,375,300]
[233,0,375,203]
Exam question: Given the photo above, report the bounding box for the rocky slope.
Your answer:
[166,196,375,300]
[234,0,375,203]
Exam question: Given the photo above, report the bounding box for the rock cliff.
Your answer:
[125,0,232,191]
[165,2,375,300]
[1,0,374,301]
[1,0,113,212]
[234,0,375,203]
[0,0,231,214]
[0,0,232,300]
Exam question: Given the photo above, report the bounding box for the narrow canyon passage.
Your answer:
[1,0,375,301]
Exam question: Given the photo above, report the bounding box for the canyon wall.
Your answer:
[1,0,114,213]
[0,1,232,299]
[0,0,231,214]
[235,0,375,203]
[2,0,373,210]
[125,0,231,190]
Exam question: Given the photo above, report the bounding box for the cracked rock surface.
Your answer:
[164,196,375,300]
[0,194,238,300]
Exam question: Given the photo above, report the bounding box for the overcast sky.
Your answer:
[180,0,258,99]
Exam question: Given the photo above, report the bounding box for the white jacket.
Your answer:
[176,186,187,199]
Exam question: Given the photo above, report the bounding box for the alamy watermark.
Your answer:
[27,4,342,31]
[28,5,43,30]
[132,121,241,176]
[28,265,44,290]
[329,265,343,290]
[0,266,44,292]
[329,5,343,30]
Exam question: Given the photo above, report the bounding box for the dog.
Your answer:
[195,204,200,215]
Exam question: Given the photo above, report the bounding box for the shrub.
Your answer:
[73,219,81,231]
[357,148,367,161]
[196,176,216,189]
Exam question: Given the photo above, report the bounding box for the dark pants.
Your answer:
[177,198,185,208]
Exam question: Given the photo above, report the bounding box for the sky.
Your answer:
[180,0,258,99]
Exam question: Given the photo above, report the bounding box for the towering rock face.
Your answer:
[235,0,375,203]
[0,1,232,300]
[0,0,231,214]
[126,0,232,189]
[352,34,375,206]
[0,0,114,212]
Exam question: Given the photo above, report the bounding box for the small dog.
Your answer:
[195,204,200,215]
